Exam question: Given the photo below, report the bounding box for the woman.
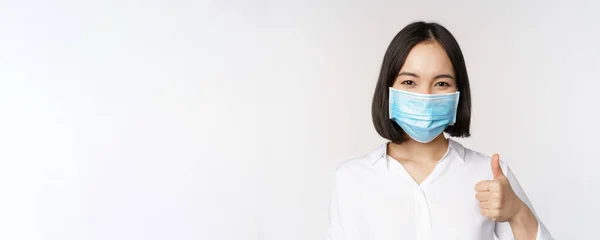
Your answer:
[327,22,553,240]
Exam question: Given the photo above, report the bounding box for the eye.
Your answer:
[401,80,415,85]
[435,82,450,87]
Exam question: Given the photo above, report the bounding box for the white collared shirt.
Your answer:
[327,139,553,240]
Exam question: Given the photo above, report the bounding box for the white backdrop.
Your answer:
[0,1,598,239]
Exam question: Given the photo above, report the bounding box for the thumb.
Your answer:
[491,154,504,179]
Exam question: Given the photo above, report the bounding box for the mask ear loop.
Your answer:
[388,92,391,120]
[449,92,460,125]
[388,88,394,120]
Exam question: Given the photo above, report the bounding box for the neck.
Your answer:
[387,135,450,164]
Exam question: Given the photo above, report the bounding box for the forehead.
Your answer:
[400,40,454,75]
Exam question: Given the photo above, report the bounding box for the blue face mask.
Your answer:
[388,87,460,143]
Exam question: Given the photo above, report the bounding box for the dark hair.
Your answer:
[371,21,471,144]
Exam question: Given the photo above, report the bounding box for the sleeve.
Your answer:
[494,161,554,240]
[326,172,359,240]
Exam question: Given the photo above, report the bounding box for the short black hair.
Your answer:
[371,21,471,144]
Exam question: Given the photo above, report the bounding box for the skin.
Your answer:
[387,40,538,239]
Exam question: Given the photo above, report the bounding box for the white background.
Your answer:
[0,1,598,239]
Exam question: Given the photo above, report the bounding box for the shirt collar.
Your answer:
[363,138,467,167]
[448,138,466,162]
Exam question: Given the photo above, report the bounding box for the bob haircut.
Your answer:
[372,21,471,144]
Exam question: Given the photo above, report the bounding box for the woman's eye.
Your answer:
[401,80,415,85]
[435,82,450,87]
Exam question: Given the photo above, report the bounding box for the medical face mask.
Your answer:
[388,87,460,143]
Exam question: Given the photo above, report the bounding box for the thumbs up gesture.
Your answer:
[474,154,525,222]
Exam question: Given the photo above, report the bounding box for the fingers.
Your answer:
[474,180,499,192]
[476,192,501,209]
[475,191,491,202]
[478,199,500,209]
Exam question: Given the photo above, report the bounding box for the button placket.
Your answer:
[414,186,431,240]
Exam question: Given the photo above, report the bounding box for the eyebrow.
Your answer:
[398,72,456,80]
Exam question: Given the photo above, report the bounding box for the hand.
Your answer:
[474,154,525,222]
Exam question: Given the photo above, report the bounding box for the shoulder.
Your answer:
[451,139,491,163]
[331,144,388,197]
[464,146,492,164]
[453,140,510,175]
[334,143,387,178]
